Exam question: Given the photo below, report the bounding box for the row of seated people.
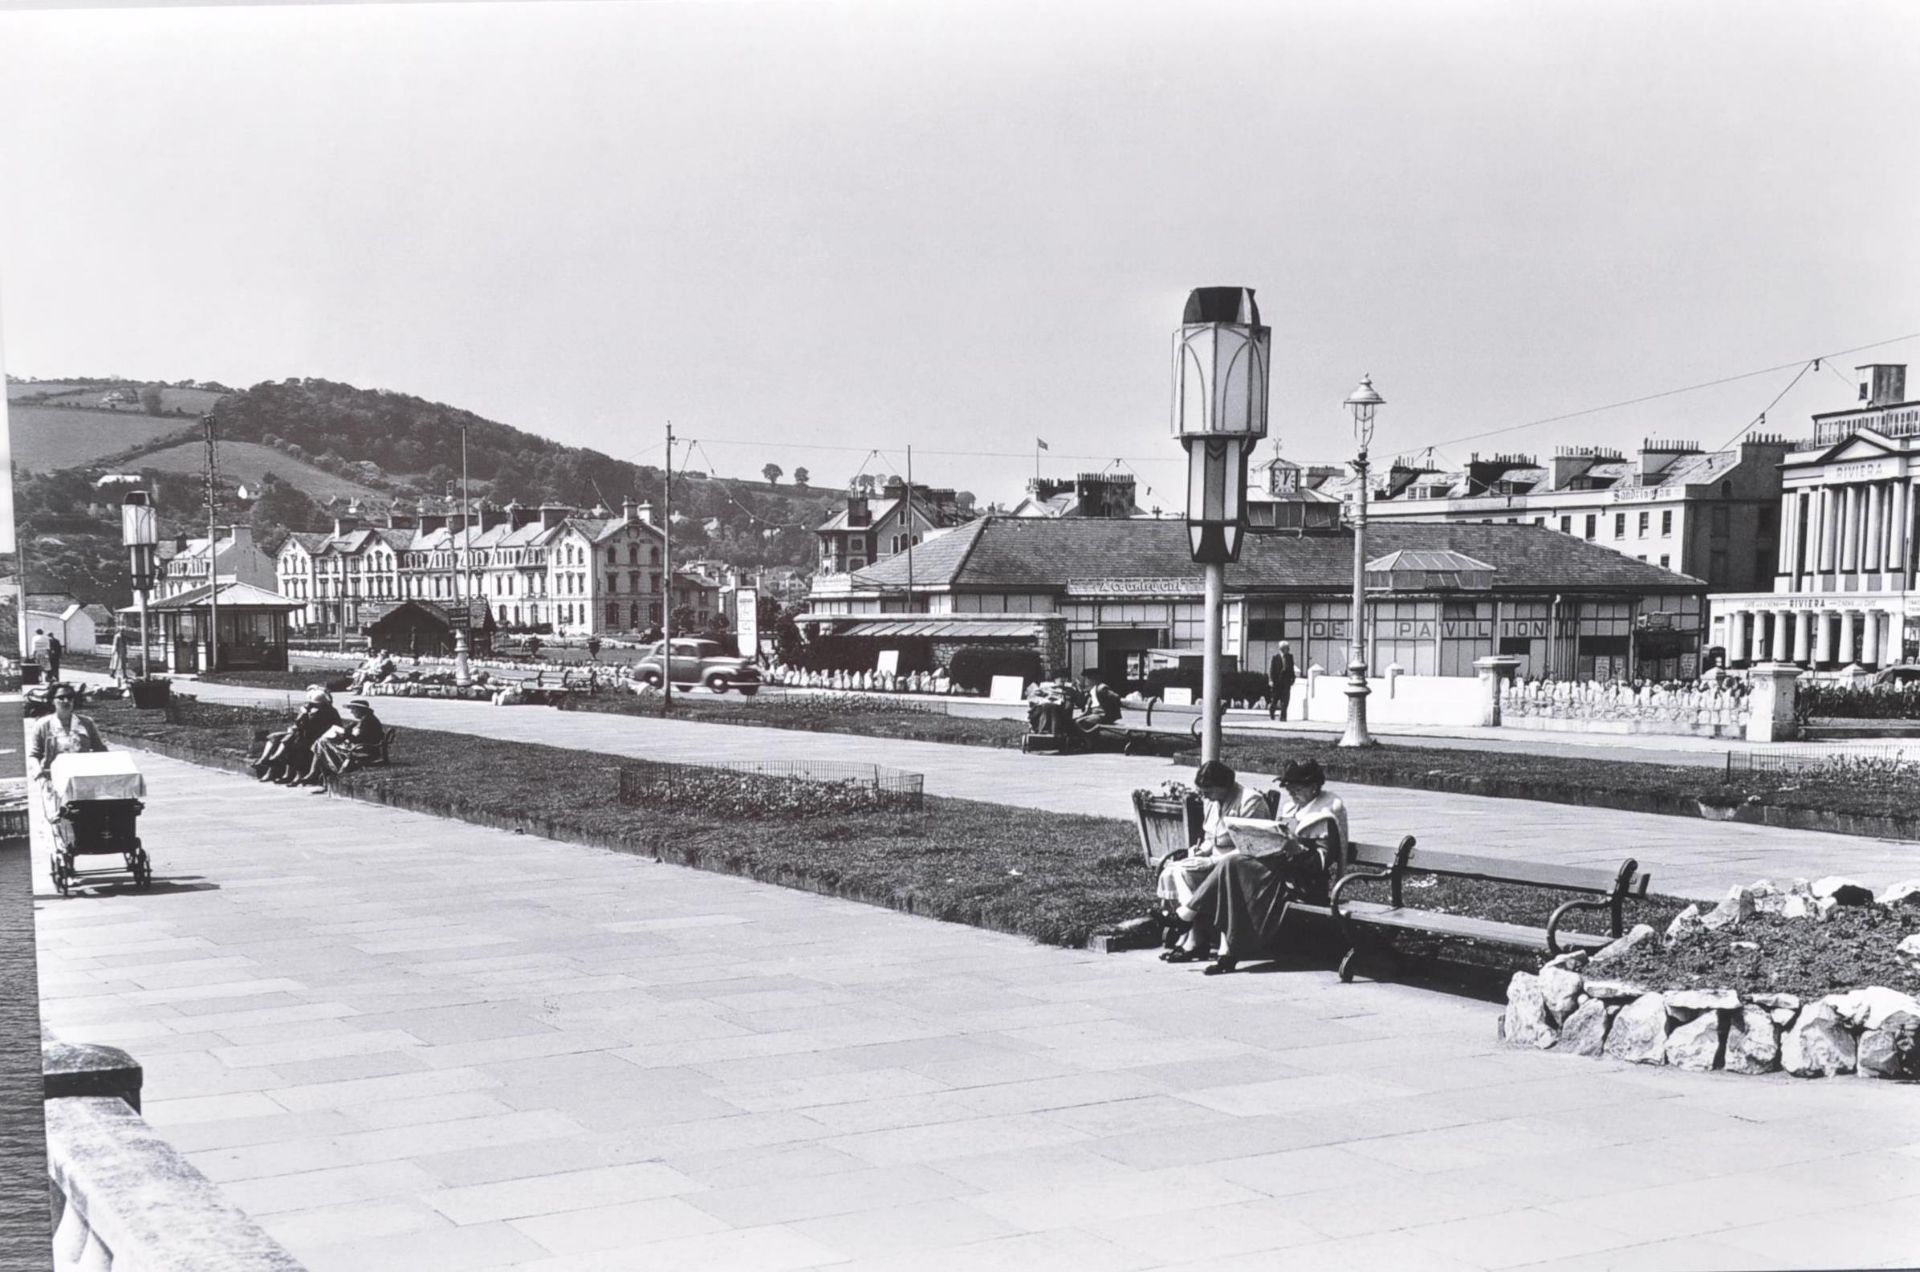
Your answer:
[250,688,385,790]
[1156,758,1348,975]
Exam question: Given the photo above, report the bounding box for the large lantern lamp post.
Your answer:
[121,490,157,682]
[1172,287,1270,764]
[1339,375,1384,748]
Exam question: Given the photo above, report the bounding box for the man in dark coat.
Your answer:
[1267,642,1296,721]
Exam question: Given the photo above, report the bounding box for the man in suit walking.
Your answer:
[1267,641,1296,721]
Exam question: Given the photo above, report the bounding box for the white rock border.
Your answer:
[1498,876,1920,1080]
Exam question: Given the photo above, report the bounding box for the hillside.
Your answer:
[7,405,197,472]
[11,375,838,607]
[134,439,389,506]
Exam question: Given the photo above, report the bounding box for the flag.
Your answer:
[1036,438,1049,451]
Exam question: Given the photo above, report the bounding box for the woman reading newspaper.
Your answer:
[1156,760,1270,963]
[1176,758,1349,976]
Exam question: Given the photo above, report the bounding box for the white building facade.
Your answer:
[1711,364,1920,670]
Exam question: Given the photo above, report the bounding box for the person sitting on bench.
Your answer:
[297,698,385,788]
[1179,758,1349,976]
[1157,760,1270,963]
[1073,673,1123,733]
[252,688,342,784]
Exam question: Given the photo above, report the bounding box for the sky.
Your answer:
[1,0,1916,547]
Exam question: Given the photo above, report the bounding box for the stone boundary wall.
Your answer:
[44,1097,305,1272]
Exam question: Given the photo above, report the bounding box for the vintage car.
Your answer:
[633,638,762,694]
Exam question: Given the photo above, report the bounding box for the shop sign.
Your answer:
[1500,618,1549,638]
[1307,619,1351,639]
[1441,619,1494,639]
[1831,458,1898,481]
[1608,486,1675,503]
[1065,577,1200,597]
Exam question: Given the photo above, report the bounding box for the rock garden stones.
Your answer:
[1557,998,1610,1057]
[1701,886,1755,931]
[1589,924,1655,964]
[1812,877,1875,907]
[1857,1012,1920,1080]
[1879,880,1920,908]
[1667,1011,1725,1071]
[1536,964,1584,1022]
[1665,905,1704,943]
[1602,993,1669,1065]
[1503,972,1558,1049]
[1723,1004,1781,1074]
[1782,1004,1856,1077]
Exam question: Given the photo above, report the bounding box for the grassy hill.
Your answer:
[134,439,389,506]
[7,405,197,472]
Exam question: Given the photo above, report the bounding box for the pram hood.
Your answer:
[48,752,146,803]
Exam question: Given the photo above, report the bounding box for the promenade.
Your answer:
[114,676,1920,901]
[32,750,1920,1272]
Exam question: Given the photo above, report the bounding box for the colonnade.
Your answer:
[1720,606,1897,668]
[1778,478,1919,582]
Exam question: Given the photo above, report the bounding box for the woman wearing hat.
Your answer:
[298,698,385,788]
[1178,758,1349,975]
[250,687,342,784]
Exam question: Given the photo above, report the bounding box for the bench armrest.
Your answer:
[1330,867,1393,916]
[1545,896,1615,955]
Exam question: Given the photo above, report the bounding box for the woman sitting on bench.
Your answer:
[1157,760,1269,962]
[296,698,385,789]
[251,688,341,784]
[1177,758,1349,976]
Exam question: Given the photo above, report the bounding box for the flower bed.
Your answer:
[1501,876,1920,1079]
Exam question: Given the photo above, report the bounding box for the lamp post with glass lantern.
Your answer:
[1172,287,1270,764]
[1339,375,1384,748]
[121,491,157,682]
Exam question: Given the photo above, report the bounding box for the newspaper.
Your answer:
[1222,816,1302,858]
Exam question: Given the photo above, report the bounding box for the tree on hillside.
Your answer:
[139,385,164,416]
[762,463,783,488]
[793,467,810,489]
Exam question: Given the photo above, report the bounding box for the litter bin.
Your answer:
[129,679,172,710]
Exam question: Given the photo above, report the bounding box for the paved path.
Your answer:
[110,675,1920,902]
[33,752,1920,1272]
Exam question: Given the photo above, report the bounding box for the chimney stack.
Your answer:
[635,501,654,525]
[508,501,535,531]
[539,502,568,530]
[1859,364,1908,408]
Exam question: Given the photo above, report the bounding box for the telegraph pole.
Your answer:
[663,420,674,710]
[905,445,914,613]
[204,413,220,673]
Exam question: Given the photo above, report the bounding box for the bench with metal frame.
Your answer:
[1289,842,1650,982]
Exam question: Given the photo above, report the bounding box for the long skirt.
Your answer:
[1155,851,1232,908]
[1186,853,1329,958]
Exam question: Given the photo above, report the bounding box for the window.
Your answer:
[1659,554,1670,569]
[1661,510,1673,536]
[1533,517,1545,527]
[1711,506,1730,538]
[1559,516,1571,534]
[1614,513,1626,538]
[1584,514,1596,540]
[1637,511,1649,537]
[607,548,617,564]
[606,602,618,625]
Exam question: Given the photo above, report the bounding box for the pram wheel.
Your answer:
[51,856,72,896]
[128,846,152,889]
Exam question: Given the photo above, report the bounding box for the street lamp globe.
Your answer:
[1344,375,1384,447]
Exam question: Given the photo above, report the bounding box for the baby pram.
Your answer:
[44,752,151,896]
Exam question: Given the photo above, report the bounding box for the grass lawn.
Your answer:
[93,696,1692,968]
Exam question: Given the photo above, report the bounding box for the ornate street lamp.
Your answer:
[1340,375,1384,748]
[121,490,157,682]
[1172,286,1270,763]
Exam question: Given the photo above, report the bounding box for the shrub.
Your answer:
[1797,681,1920,722]
[618,763,917,818]
[946,647,1044,695]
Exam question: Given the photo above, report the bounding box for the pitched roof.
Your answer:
[851,516,1702,594]
[135,581,304,612]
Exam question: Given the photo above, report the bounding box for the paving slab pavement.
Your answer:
[109,674,1920,901]
[31,750,1920,1271]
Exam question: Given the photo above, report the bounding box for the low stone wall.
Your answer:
[1502,878,1920,1080]
[45,1097,305,1272]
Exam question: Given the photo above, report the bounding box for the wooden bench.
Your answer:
[1289,843,1650,982]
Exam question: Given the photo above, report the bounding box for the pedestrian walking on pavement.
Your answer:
[108,628,130,685]
[1267,641,1296,721]
[46,634,63,684]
